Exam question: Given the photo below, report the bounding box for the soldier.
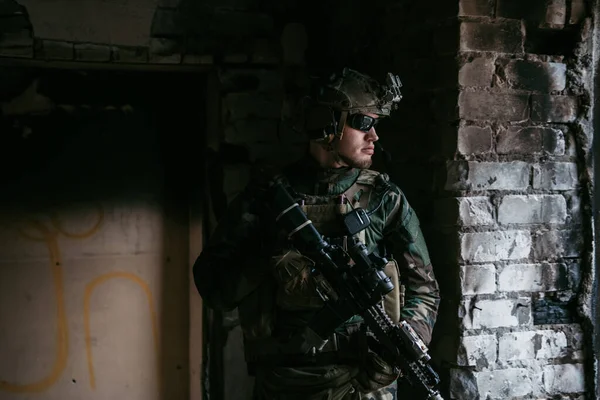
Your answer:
[193,68,440,400]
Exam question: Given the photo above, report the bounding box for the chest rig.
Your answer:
[242,169,405,369]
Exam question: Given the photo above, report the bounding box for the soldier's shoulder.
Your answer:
[357,169,404,195]
[356,168,382,186]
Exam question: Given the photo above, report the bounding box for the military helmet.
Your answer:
[303,68,403,142]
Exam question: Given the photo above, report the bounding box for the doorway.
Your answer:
[0,67,206,400]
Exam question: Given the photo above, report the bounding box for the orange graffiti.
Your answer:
[0,207,103,393]
[83,272,159,391]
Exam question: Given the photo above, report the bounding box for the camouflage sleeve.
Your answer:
[381,186,440,345]
[193,182,272,311]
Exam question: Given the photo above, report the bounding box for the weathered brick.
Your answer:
[38,40,74,60]
[459,57,494,87]
[74,43,110,62]
[222,93,282,122]
[461,265,496,295]
[458,0,493,16]
[449,369,479,399]
[498,195,567,225]
[461,297,531,329]
[458,125,494,155]
[496,60,566,91]
[435,196,495,226]
[569,0,588,24]
[451,368,533,399]
[112,46,148,63]
[460,230,531,263]
[498,263,568,292]
[499,330,568,361]
[224,119,278,144]
[543,364,585,394]
[458,91,529,121]
[461,197,495,225]
[533,294,578,325]
[496,126,565,155]
[446,161,530,191]
[497,0,566,25]
[460,21,524,53]
[532,95,578,123]
[457,334,497,367]
[480,368,534,398]
[533,230,584,259]
[149,38,182,63]
[565,191,583,224]
[546,0,568,25]
[533,162,578,190]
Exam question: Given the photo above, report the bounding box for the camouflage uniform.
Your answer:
[193,69,440,400]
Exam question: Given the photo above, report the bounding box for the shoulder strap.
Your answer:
[344,169,390,209]
[355,169,382,186]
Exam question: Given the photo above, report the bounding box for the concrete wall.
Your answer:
[0,72,201,400]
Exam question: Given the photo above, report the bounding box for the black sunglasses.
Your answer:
[346,114,380,132]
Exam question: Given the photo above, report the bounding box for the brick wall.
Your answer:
[431,0,595,399]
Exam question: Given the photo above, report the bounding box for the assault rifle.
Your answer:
[269,180,443,400]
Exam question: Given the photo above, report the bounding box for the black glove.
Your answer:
[352,349,400,393]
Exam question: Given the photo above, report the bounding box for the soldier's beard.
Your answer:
[337,152,373,169]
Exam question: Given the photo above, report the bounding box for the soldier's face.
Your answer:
[336,113,380,169]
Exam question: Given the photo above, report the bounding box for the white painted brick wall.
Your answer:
[433,196,495,226]
[475,368,533,399]
[543,364,586,394]
[533,162,578,190]
[460,230,531,262]
[446,161,530,191]
[457,334,498,367]
[498,195,567,225]
[498,263,567,292]
[498,330,568,361]
[461,264,496,294]
[458,197,495,226]
[461,298,531,329]
[533,229,583,259]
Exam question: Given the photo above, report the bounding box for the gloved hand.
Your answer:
[351,349,400,393]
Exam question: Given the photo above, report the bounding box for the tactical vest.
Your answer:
[240,169,405,368]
